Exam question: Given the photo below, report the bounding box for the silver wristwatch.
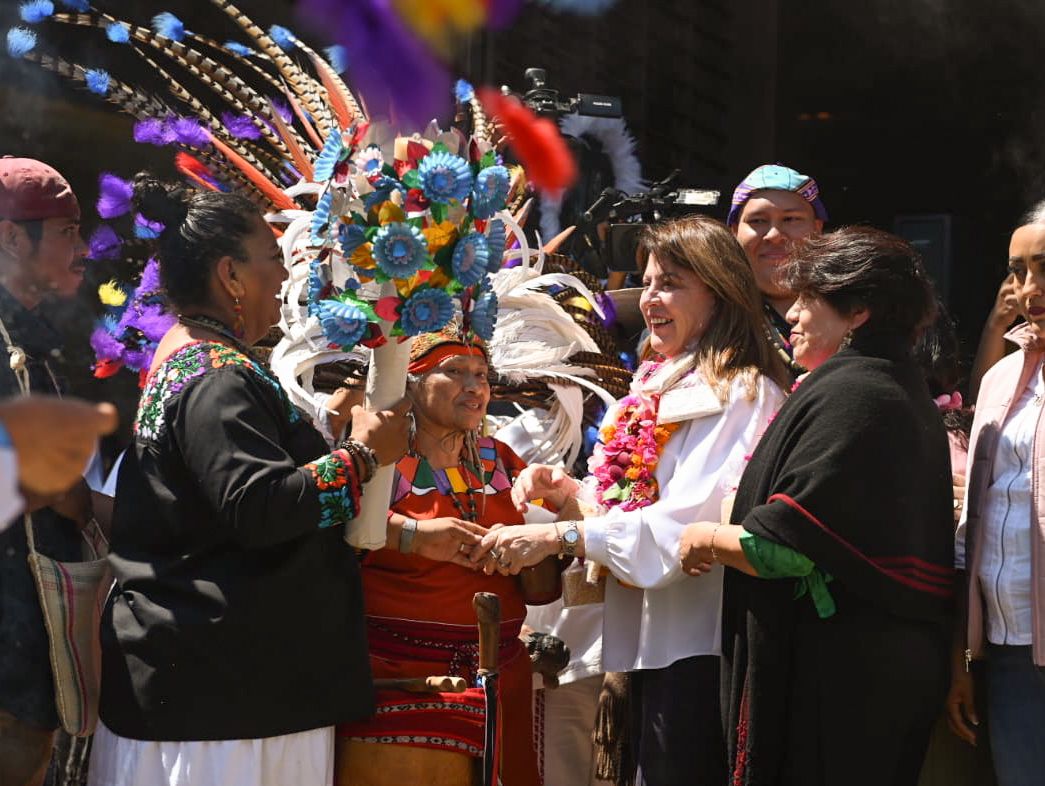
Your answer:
[558,521,580,558]
[399,517,419,554]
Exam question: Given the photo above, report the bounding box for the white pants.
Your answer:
[87,722,334,786]
[536,675,613,786]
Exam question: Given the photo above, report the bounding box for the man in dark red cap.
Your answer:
[0,156,90,786]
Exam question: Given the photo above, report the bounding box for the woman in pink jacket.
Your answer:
[948,204,1045,786]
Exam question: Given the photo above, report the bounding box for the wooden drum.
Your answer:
[335,738,478,786]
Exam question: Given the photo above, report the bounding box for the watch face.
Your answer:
[563,528,580,545]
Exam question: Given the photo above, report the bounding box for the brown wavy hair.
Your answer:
[638,214,791,400]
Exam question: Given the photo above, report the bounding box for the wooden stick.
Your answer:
[373,676,468,694]
[473,592,501,675]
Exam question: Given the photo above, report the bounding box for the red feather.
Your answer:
[477,88,577,192]
[175,153,220,192]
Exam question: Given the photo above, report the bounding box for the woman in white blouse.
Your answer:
[473,215,790,786]
[949,206,1045,786]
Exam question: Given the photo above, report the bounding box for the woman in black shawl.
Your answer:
[678,227,955,786]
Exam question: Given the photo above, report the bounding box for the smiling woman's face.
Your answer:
[639,252,717,358]
[411,352,492,433]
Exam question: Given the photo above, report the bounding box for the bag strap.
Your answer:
[0,314,30,397]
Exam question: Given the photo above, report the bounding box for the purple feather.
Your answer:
[168,117,210,147]
[134,213,164,239]
[269,98,293,124]
[90,325,126,363]
[88,224,122,260]
[221,111,262,140]
[139,258,163,292]
[295,0,450,126]
[96,173,133,219]
[133,117,171,146]
[133,307,176,344]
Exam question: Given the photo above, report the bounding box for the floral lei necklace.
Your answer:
[590,360,681,512]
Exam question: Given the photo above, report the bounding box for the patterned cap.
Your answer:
[726,164,827,226]
[407,320,487,374]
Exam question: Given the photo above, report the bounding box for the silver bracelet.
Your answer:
[399,517,418,554]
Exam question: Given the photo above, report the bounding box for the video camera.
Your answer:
[520,68,622,119]
[583,171,721,273]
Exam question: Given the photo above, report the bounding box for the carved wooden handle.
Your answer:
[373,676,468,694]
[473,591,501,674]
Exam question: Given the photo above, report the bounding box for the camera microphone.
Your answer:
[583,188,623,223]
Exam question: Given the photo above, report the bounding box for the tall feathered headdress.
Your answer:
[5,0,626,466]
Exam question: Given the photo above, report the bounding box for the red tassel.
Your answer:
[477,88,577,192]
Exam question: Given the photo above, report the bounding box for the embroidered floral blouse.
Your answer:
[100,341,374,741]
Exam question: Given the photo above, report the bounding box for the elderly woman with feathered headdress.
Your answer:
[335,320,563,786]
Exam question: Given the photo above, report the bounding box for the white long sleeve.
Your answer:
[584,373,785,671]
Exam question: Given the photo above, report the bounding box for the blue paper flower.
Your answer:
[354,145,384,176]
[339,223,366,258]
[313,129,344,183]
[363,176,406,211]
[418,151,473,204]
[471,165,510,219]
[452,233,489,287]
[307,260,331,314]
[470,290,498,341]
[373,222,428,279]
[485,218,507,272]
[316,298,369,349]
[310,190,333,243]
[400,288,454,336]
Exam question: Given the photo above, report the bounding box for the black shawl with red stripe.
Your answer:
[720,341,955,785]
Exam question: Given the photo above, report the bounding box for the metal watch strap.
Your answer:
[558,521,580,558]
[399,517,419,554]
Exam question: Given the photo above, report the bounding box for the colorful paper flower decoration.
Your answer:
[400,287,454,336]
[314,129,346,183]
[418,150,472,204]
[308,261,333,312]
[470,289,498,341]
[373,222,429,278]
[471,165,510,219]
[354,144,384,177]
[485,218,507,272]
[452,232,489,286]
[316,298,370,349]
[340,223,367,257]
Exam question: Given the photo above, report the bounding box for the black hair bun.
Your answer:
[132,173,189,230]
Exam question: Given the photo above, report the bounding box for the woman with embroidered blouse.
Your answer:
[679,228,954,786]
[88,178,414,786]
[471,215,790,786]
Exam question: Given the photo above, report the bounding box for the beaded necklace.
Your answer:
[410,450,483,523]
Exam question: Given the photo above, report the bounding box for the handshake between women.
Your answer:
[467,464,583,575]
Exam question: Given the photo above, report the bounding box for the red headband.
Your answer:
[408,342,487,375]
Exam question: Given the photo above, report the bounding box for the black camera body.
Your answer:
[521,68,622,119]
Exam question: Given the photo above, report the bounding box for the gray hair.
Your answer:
[1020,199,1045,229]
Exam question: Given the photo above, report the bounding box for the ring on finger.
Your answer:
[490,548,502,561]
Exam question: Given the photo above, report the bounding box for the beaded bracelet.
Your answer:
[338,438,379,483]
[710,523,723,563]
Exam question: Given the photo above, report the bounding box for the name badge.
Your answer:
[657,384,723,423]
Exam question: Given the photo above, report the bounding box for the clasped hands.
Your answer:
[422,464,581,574]
[678,521,718,577]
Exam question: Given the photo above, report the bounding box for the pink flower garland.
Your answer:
[589,363,680,512]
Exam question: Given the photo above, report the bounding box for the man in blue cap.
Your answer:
[727,164,827,376]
